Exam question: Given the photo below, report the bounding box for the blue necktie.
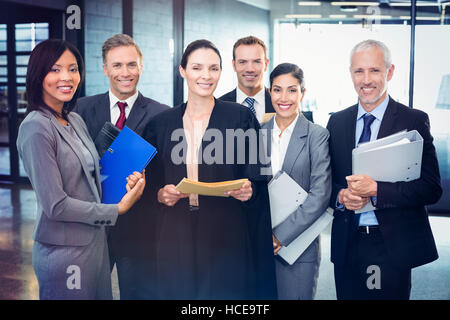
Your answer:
[358,113,376,144]
[244,97,257,117]
[357,113,377,226]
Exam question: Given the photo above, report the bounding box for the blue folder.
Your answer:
[99,126,157,204]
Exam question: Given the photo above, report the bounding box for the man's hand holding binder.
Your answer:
[345,129,424,213]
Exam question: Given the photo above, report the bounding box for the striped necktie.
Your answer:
[244,97,257,117]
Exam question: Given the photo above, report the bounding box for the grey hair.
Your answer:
[350,39,392,69]
[102,34,143,64]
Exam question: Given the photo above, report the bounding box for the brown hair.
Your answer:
[180,39,222,70]
[102,34,143,64]
[232,36,267,61]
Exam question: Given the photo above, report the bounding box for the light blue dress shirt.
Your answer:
[354,95,389,226]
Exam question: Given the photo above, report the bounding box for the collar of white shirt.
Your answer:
[236,86,265,107]
[109,89,139,112]
[273,112,300,138]
[356,94,389,122]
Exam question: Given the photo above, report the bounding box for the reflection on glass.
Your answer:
[16,55,29,66]
[17,86,26,112]
[0,147,10,175]
[415,25,450,212]
[0,55,6,67]
[0,114,7,143]
[0,85,7,114]
[0,24,6,52]
[16,66,27,84]
[274,23,410,128]
[0,66,6,76]
[15,23,49,52]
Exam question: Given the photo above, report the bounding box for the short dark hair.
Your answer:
[270,63,305,93]
[232,36,267,61]
[26,39,84,119]
[102,34,143,64]
[180,39,222,70]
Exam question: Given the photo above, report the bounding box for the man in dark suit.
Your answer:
[220,35,314,123]
[326,39,442,300]
[74,34,169,299]
[219,36,275,122]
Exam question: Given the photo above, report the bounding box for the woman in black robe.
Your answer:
[142,39,276,300]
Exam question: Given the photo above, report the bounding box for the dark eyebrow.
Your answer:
[53,63,77,67]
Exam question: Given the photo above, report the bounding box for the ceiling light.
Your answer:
[329,14,347,18]
[390,2,411,6]
[285,14,323,19]
[353,14,392,19]
[331,2,379,6]
[416,16,441,20]
[392,2,444,6]
[298,1,322,6]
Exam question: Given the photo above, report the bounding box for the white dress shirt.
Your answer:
[271,113,299,176]
[236,86,266,123]
[108,90,139,125]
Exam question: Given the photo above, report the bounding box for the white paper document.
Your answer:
[352,130,423,213]
[268,171,308,229]
[278,207,334,265]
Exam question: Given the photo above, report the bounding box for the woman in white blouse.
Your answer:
[262,63,331,299]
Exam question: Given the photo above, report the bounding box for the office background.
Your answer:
[0,0,449,299]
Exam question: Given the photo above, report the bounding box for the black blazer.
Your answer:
[74,91,169,255]
[219,87,275,113]
[74,91,169,138]
[142,99,277,299]
[326,96,442,269]
[219,87,314,122]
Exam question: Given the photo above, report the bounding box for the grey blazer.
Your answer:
[17,109,118,246]
[261,114,331,262]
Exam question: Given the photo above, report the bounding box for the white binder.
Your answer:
[278,207,334,265]
[352,130,423,213]
[268,171,308,229]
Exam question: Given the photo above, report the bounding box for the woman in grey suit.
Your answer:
[16,39,145,299]
[262,63,331,299]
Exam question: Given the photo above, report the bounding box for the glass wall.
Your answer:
[415,23,450,212]
[274,22,410,128]
[0,23,48,179]
[133,0,173,107]
[272,0,449,212]
[184,0,271,100]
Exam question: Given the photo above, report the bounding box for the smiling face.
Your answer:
[42,49,80,112]
[270,73,304,122]
[350,47,394,112]
[103,45,142,100]
[179,48,221,99]
[232,44,269,96]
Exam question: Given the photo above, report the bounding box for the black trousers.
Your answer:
[108,231,158,300]
[334,227,411,300]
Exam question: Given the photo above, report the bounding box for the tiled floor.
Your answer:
[1,182,449,300]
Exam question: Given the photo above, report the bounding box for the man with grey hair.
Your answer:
[75,33,169,299]
[326,39,442,299]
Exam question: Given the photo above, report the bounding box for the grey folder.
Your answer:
[268,171,308,229]
[278,207,334,265]
[352,130,424,213]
